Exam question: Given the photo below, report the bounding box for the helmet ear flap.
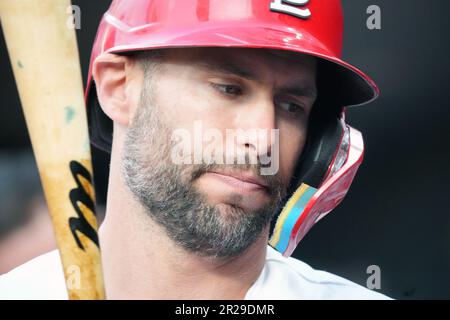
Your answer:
[87,82,113,153]
[294,109,344,189]
[268,106,343,245]
[268,108,348,256]
[288,94,344,195]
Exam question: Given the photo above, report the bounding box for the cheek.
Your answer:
[154,80,232,162]
[155,77,227,130]
[278,125,307,180]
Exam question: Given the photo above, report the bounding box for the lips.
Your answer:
[207,170,268,190]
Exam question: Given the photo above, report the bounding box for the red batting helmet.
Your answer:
[86,0,379,257]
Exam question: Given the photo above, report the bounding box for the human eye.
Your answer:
[277,100,305,115]
[210,83,243,96]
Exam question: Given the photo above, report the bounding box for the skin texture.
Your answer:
[93,47,317,299]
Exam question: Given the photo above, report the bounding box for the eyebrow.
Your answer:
[278,85,318,100]
[196,60,259,81]
[196,60,317,99]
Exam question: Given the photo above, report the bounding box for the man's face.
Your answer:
[122,48,317,258]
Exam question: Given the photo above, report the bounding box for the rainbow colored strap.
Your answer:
[269,183,317,253]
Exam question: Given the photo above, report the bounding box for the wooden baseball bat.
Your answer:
[0,0,105,299]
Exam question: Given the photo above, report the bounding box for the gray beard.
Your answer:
[121,87,286,259]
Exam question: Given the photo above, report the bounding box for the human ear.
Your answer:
[92,53,139,126]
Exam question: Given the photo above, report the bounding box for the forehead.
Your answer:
[163,47,316,78]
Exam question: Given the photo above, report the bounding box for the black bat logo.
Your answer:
[68,160,99,250]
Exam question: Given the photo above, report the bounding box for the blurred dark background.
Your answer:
[1,0,449,299]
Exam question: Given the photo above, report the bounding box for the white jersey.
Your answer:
[0,246,390,300]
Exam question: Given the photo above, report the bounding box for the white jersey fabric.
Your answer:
[0,246,389,300]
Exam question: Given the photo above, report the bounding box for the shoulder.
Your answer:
[245,246,391,300]
[0,250,68,300]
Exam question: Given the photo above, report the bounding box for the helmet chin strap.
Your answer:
[269,122,364,257]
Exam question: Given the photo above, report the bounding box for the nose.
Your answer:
[233,95,277,161]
